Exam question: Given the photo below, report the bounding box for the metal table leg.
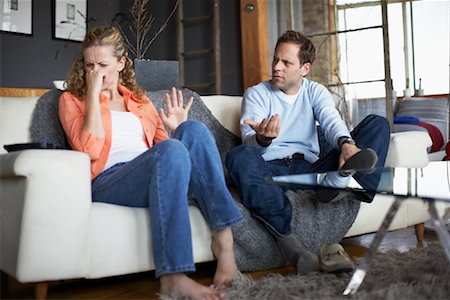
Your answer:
[428,199,450,261]
[343,197,402,296]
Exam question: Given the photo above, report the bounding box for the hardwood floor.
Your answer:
[1,227,439,300]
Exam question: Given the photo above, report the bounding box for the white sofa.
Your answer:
[0,93,446,298]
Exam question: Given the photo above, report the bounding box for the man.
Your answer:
[226,31,390,275]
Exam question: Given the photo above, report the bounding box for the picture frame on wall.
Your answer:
[0,0,33,36]
[52,0,87,42]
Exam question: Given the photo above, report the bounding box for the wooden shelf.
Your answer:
[0,87,50,97]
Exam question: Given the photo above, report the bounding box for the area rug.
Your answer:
[225,243,450,300]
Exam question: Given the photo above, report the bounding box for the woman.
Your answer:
[58,26,243,300]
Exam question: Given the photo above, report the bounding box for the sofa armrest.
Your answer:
[0,150,92,282]
[385,131,432,168]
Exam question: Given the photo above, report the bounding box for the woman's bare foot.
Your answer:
[211,227,238,290]
[160,273,224,300]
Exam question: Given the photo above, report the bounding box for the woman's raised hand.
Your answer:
[159,87,194,133]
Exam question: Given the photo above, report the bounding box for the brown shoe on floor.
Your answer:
[320,243,354,273]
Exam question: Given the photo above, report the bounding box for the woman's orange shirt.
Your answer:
[58,85,169,180]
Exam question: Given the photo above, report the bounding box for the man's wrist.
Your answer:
[338,136,356,149]
[256,134,272,147]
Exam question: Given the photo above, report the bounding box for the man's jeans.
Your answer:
[226,114,390,236]
[92,120,243,278]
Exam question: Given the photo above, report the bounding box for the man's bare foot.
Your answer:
[160,273,224,300]
[211,227,238,290]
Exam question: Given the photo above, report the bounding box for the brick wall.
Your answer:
[301,0,337,86]
[302,0,349,125]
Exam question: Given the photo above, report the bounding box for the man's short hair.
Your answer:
[276,30,316,65]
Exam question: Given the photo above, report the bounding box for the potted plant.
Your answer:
[119,0,180,91]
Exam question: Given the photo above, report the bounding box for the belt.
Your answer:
[285,153,304,161]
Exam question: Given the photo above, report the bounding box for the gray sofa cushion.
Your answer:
[30,89,70,149]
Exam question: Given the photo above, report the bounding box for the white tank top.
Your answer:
[103,111,149,171]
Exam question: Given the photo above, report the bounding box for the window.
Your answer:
[336,0,449,99]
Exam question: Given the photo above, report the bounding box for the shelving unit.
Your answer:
[176,0,222,94]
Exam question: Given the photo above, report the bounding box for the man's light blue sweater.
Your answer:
[241,78,351,163]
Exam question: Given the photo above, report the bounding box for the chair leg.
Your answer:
[415,223,425,243]
[35,282,48,300]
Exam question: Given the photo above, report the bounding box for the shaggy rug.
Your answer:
[223,243,450,300]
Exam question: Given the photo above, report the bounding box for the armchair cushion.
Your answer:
[385,131,432,168]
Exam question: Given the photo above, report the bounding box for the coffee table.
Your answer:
[267,161,450,295]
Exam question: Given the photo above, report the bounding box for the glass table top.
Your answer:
[267,161,450,295]
[267,161,450,203]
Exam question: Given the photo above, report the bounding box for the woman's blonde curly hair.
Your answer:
[65,26,146,101]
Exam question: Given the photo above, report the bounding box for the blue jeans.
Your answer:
[92,120,243,278]
[226,115,390,236]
